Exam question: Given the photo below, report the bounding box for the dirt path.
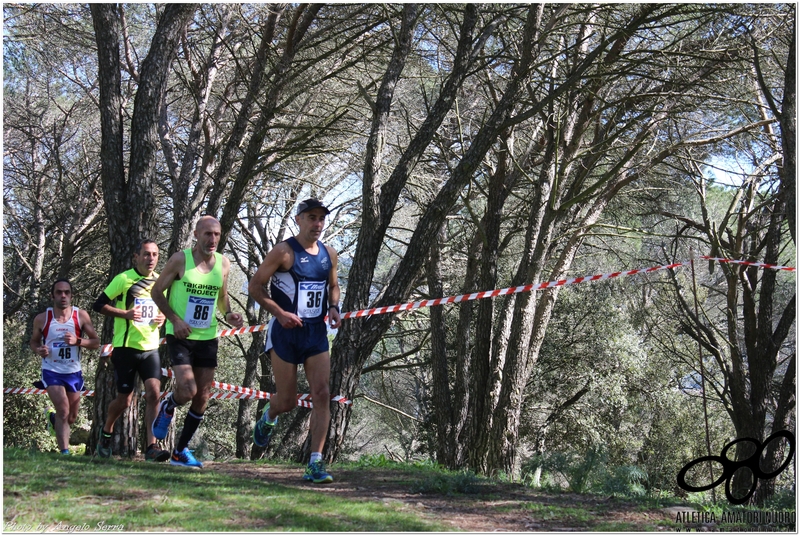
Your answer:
[205,462,676,531]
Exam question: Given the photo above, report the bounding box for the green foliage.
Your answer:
[523,444,650,499]
[599,465,648,498]
[761,487,797,512]
[351,455,484,495]
[3,319,58,452]
[353,453,401,468]
[536,445,607,494]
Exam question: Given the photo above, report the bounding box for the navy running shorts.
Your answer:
[39,369,85,393]
[266,318,329,365]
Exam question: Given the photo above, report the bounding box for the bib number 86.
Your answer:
[193,305,210,321]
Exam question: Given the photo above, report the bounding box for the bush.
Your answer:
[4,319,60,451]
[354,453,400,468]
[539,445,607,494]
[600,465,648,497]
[522,444,650,498]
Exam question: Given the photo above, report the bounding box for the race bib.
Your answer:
[184,295,215,329]
[297,281,325,318]
[134,297,158,326]
[51,340,73,360]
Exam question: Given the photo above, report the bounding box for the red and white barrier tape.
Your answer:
[99,325,269,356]
[159,367,351,406]
[98,256,793,355]
[3,387,96,397]
[700,256,795,272]
[2,384,351,407]
[341,256,793,319]
[2,370,352,407]
[17,256,791,403]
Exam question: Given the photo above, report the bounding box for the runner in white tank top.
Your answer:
[30,279,100,454]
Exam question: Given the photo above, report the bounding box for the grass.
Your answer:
[3,448,448,532]
[6,449,793,532]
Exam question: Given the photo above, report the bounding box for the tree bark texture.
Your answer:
[89,3,196,457]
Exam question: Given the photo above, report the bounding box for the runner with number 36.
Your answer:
[248,198,341,484]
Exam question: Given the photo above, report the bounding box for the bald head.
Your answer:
[196,215,220,232]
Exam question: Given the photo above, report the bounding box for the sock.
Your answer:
[60,449,70,455]
[163,392,179,414]
[175,409,204,452]
[101,431,112,446]
[262,409,278,425]
[310,452,322,465]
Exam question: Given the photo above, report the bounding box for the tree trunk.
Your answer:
[426,225,453,465]
[89,3,196,456]
[235,334,264,459]
[326,4,538,463]
[776,23,795,243]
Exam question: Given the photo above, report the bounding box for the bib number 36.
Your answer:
[298,281,326,318]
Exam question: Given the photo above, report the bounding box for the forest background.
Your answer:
[3,3,795,506]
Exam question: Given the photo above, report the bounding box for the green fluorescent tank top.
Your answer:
[167,250,224,340]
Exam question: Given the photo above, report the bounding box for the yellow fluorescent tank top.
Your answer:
[167,249,224,340]
[104,268,162,351]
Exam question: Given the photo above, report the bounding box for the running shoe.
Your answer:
[97,441,113,459]
[145,447,171,462]
[170,447,202,468]
[45,407,56,437]
[252,404,277,448]
[151,398,174,440]
[303,460,333,484]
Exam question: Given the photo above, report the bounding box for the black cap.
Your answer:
[296,198,330,215]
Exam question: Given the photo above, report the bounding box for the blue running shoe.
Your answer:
[152,398,174,440]
[253,404,277,448]
[303,460,333,484]
[170,448,202,468]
